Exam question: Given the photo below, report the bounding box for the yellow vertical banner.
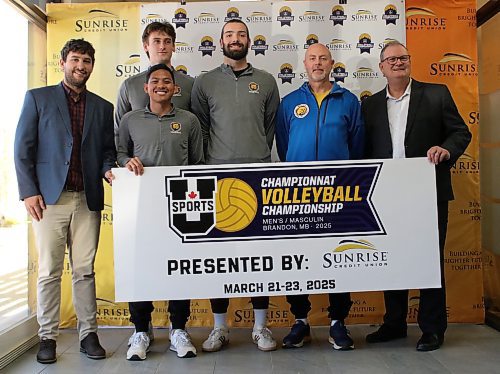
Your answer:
[46,2,141,327]
[406,0,483,323]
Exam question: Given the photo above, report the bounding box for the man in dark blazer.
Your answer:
[362,41,471,351]
[14,39,116,364]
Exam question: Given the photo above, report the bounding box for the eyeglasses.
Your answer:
[381,55,411,64]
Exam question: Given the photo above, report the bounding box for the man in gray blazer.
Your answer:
[362,41,471,351]
[14,39,116,364]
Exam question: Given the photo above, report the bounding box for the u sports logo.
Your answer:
[166,177,258,240]
[167,177,217,238]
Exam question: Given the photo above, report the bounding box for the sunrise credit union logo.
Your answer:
[115,53,140,78]
[430,52,477,77]
[75,9,128,32]
[406,7,447,30]
[322,240,388,269]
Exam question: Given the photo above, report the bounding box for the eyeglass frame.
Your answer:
[381,54,411,64]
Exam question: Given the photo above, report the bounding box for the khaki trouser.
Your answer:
[32,191,101,341]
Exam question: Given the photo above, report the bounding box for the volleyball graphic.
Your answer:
[215,178,258,232]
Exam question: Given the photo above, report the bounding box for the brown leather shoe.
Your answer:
[80,332,106,359]
[37,338,57,364]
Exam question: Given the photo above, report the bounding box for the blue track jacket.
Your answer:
[276,82,364,162]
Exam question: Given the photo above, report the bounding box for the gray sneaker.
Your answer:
[128,321,154,347]
[126,332,150,361]
[170,329,197,358]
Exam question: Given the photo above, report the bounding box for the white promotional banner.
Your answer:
[140,0,406,99]
[113,158,440,302]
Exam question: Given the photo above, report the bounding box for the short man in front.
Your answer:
[362,41,471,351]
[14,39,115,364]
[276,42,364,351]
[117,64,204,360]
[115,21,195,356]
[191,19,280,352]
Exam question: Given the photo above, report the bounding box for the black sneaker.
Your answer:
[80,332,106,359]
[37,338,57,364]
[328,321,354,350]
[282,320,311,348]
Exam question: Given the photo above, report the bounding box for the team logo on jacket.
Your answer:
[170,122,182,133]
[173,85,182,97]
[248,82,260,94]
[294,104,309,118]
[172,8,189,28]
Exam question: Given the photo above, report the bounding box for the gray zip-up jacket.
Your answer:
[115,69,194,143]
[117,106,204,167]
[191,63,280,165]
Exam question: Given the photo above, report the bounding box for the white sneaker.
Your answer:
[252,327,277,351]
[202,327,229,352]
[126,332,150,361]
[170,329,197,358]
[128,321,154,347]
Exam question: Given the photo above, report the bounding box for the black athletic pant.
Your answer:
[129,300,190,331]
[382,201,448,335]
[287,292,353,321]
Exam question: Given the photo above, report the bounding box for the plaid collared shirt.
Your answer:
[62,82,86,191]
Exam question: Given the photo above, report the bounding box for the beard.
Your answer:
[64,69,89,89]
[222,42,249,61]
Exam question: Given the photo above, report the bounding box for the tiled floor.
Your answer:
[3,324,500,373]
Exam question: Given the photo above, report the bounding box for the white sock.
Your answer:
[253,309,268,330]
[297,318,309,325]
[331,320,339,326]
[213,313,227,329]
